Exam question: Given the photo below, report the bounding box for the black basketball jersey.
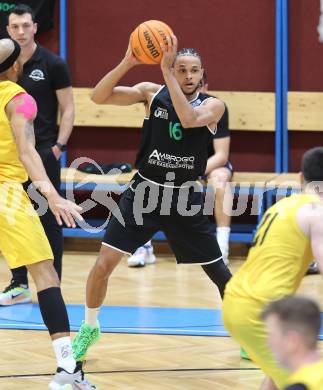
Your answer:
[137,86,216,186]
[134,117,150,169]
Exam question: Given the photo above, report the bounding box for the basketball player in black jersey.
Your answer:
[72,35,232,361]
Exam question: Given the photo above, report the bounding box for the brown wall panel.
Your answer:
[67,0,276,91]
[36,1,59,53]
[288,0,323,91]
[68,127,141,166]
[230,132,276,172]
[289,132,323,171]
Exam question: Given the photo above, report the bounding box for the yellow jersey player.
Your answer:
[0,38,96,389]
[262,296,323,390]
[222,146,323,390]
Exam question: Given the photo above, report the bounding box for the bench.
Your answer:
[288,92,323,131]
[281,92,323,171]
[73,88,276,131]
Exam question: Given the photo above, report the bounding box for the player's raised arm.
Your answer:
[91,40,159,106]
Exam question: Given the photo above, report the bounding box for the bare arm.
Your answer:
[309,204,323,273]
[6,95,56,195]
[5,93,82,227]
[91,40,160,106]
[160,36,225,129]
[205,137,230,175]
[297,202,323,273]
[52,86,75,159]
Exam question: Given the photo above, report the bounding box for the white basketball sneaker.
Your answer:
[49,361,97,389]
[127,241,156,267]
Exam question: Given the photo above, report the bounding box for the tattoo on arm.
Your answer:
[24,120,35,143]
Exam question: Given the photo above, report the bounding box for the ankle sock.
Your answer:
[85,305,100,328]
[52,336,76,373]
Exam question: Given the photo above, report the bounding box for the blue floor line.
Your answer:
[0,304,228,336]
[1,304,323,339]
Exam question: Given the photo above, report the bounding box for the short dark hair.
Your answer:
[302,146,323,183]
[8,4,35,22]
[262,295,321,349]
[176,48,202,64]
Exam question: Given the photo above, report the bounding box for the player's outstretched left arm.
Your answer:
[6,93,83,227]
[160,35,224,129]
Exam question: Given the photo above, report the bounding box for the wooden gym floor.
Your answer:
[0,246,322,390]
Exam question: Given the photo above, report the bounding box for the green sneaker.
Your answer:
[240,347,251,360]
[72,321,101,361]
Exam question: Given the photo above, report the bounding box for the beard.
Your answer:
[182,84,199,97]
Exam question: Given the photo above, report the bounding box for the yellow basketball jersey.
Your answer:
[225,193,320,303]
[0,80,28,183]
[285,360,323,390]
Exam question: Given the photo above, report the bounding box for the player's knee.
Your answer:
[46,271,60,287]
[94,258,110,278]
[209,170,230,185]
[208,171,231,194]
[27,259,60,289]
[94,251,120,279]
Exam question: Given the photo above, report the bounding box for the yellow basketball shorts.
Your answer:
[222,294,289,389]
[0,182,53,269]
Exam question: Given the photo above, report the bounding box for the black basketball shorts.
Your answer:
[102,174,222,265]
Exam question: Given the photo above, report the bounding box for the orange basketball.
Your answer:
[130,20,174,64]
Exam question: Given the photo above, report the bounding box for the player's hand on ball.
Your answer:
[124,39,142,67]
[160,35,178,71]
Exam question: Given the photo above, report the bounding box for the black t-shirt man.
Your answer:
[18,44,72,148]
